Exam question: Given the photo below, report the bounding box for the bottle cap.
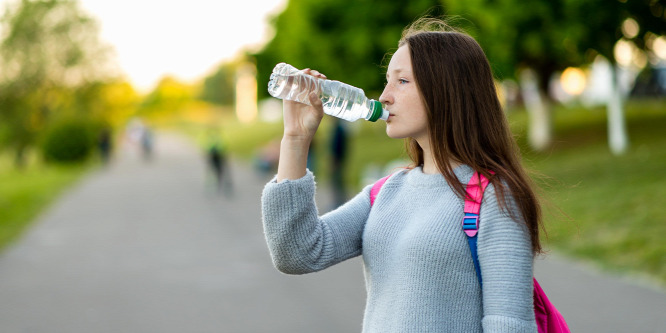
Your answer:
[380,109,389,120]
[368,100,388,122]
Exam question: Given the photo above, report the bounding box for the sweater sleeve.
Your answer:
[477,184,538,333]
[261,170,372,275]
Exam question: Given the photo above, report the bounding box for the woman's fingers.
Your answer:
[303,68,327,79]
[310,70,326,79]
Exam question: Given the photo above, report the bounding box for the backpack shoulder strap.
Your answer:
[370,174,391,207]
[463,171,491,287]
[464,172,570,331]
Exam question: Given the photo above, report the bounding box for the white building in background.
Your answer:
[258,98,282,123]
[236,63,258,124]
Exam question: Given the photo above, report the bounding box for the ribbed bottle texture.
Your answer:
[268,63,388,122]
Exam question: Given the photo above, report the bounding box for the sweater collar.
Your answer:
[403,164,475,188]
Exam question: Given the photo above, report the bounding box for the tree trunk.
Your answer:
[607,65,629,155]
[519,68,551,151]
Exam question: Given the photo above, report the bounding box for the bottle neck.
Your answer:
[365,100,388,122]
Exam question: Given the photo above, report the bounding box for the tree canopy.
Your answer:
[442,0,666,89]
[0,0,119,165]
[254,0,666,95]
[200,63,237,106]
[253,0,444,100]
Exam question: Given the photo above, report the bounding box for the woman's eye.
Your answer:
[398,79,408,84]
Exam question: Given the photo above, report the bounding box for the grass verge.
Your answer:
[517,99,666,286]
[0,152,91,252]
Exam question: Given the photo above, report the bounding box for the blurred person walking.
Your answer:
[306,137,316,173]
[261,17,544,332]
[206,129,232,196]
[141,126,154,161]
[329,118,349,209]
[98,126,113,165]
[254,139,281,178]
[125,117,154,161]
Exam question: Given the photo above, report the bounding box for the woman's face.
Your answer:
[379,44,429,143]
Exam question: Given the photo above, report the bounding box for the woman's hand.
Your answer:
[276,69,326,182]
[282,69,326,141]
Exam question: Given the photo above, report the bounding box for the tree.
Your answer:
[72,80,140,126]
[256,0,666,154]
[441,0,666,154]
[200,63,237,106]
[138,76,196,117]
[253,0,443,101]
[441,0,591,151]
[0,0,114,166]
[569,0,666,155]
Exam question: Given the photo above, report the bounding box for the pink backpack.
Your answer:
[370,172,570,333]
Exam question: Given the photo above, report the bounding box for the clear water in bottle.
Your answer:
[268,63,387,122]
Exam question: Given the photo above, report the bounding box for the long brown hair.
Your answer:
[399,19,544,254]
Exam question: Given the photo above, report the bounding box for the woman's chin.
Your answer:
[385,129,401,139]
[386,126,407,140]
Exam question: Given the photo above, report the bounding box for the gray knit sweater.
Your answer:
[261,165,537,332]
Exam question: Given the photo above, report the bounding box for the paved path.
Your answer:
[0,132,663,332]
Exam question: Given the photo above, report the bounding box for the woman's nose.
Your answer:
[379,89,391,106]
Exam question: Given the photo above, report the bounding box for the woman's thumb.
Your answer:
[308,93,324,114]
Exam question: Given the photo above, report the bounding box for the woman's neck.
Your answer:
[419,139,460,175]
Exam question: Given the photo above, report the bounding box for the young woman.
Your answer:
[261,19,542,332]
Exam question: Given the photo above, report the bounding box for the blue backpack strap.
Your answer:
[463,172,491,288]
[464,213,482,288]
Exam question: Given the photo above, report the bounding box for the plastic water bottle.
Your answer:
[267,62,388,122]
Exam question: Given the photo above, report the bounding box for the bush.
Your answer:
[41,119,98,163]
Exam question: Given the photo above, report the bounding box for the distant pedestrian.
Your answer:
[306,136,316,173]
[140,126,154,161]
[98,126,112,165]
[254,139,280,178]
[261,17,544,332]
[329,119,349,209]
[125,117,153,161]
[206,129,232,196]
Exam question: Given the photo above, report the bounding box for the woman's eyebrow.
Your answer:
[386,68,407,79]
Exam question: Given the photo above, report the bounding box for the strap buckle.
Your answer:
[462,214,479,237]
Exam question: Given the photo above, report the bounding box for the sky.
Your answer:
[1,0,286,92]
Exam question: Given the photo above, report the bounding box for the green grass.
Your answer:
[0,151,90,252]
[515,99,666,286]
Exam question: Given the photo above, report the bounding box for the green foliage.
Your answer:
[138,76,196,117]
[0,0,114,166]
[440,0,666,82]
[0,0,111,85]
[254,0,443,99]
[255,0,665,99]
[70,81,138,123]
[40,118,98,164]
[200,64,237,106]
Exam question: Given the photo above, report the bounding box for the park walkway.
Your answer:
[0,132,663,332]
